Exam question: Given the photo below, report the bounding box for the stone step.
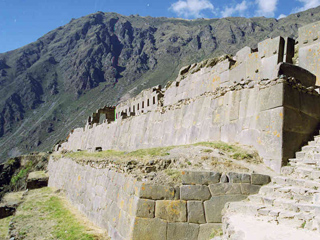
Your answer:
[222,212,320,240]
[289,161,320,169]
[259,185,320,203]
[225,201,317,230]
[248,192,320,214]
[296,151,306,159]
[272,176,320,189]
[293,168,320,180]
[301,146,319,152]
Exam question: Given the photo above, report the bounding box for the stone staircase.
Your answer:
[216,134,320,240]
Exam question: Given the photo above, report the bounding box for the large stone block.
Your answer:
[137,183,176,200]
[136,199,155,218]
[180,185,211,201]
[298,21,320,48]
[227,172,251,184]
[204,195,247,223]
[273,62,316,87]
[155,200,187,222]
[198,223,222,240]
[182,171,221,185]
[299,43,320,85]
[246,52,260,81]
[251,174,271,185]
[132,217,167,240]
[118,210,134,239]
[167,222,200,240]
[258,83,283,111]
[209,183,242,196]
[258,36,284,60]
[240,184,261,195]
[235,46,252,63]
[187,201,206,224]
[229,63,246,83]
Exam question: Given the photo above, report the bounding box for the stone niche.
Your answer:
[48,158,271,240]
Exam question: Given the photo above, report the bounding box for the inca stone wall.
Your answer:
[48,157,270,240]
[60,25,320,172]
[63,77,320,172]
[62,80,285,171]
[299,21,320,85]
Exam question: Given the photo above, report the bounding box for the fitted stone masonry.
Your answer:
[60,28,320,172]
[48,157,270,240]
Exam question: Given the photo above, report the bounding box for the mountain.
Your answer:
[0,7,320,163]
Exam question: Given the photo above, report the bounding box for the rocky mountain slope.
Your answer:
[1,7,320,163]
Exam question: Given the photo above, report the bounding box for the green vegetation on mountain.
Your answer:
[1,7,320,163]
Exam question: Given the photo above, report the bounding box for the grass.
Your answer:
[57,141,261,165]
[12,187,106,240]
[10,160,33,185]
[164,169,182,182]
[301,221,306,229]
[201,149,213,153]
[45,196,95,239]
[61,146,174,161]
[194,141,258,161]
[0,216,11,239]
[209,228,223,238]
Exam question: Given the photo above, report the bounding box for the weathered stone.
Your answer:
[209,183,242,196]
[198,223,222,240]
[136,199,155,218]
[251,174,271,185]
[227,172,251,184]
[155,200,187,222]
[167,222,199,240]
[220,173,229,183]
[240,184,261,195]
[181,171,221,185]
[187,201,206,224]
[204,195,248,223]
[180,185,211,200]
[26,171,49,189]
[273,62,316,87]
[132,217,167,240]
[137,183,175,200]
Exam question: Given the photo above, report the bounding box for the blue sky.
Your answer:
[0,0,319,53]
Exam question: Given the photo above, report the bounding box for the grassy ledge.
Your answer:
[11,187,107,240]
[54,141,261,164]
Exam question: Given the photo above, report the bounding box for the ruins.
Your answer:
[60,25,320,173]
[49,21,320,239]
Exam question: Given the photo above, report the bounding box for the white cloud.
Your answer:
[256,0,278,17]
[221,1,248,18]
[294,0,320,12]
[278,14,287,19]
[169,0,214,18]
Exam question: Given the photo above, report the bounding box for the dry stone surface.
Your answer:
[218,131,320,239]
[48,157,270,240]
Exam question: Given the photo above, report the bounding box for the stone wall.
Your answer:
[48,157,270,240]
[62,79,287,171]
[282,78,320,163]
[299,21,320,85]
[115,85,163,119]
[162,36,294,107]
[60,25,320,172]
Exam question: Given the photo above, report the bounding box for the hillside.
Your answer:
[1,7,320,162]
